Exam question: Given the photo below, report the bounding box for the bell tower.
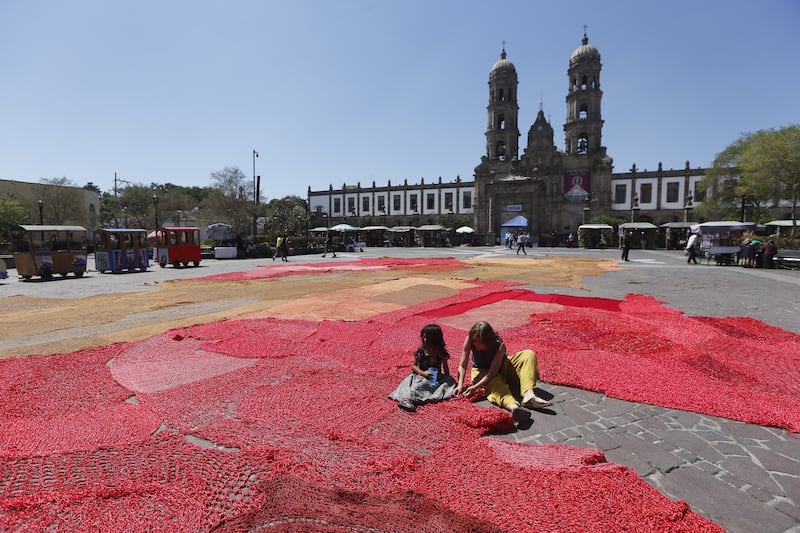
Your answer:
[564,30,603,155]
[485,47,520,161]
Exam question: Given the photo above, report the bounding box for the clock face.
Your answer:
[537,125,543,131]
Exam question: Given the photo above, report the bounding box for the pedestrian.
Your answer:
[279,234,289,262]
[321,233,336,258]
[516,233,528,255]
[453,321,551,424]
[686,231,700,264]
[388,324,457,412]
[763,240,778,269]
[621,230,632,261]
[272,235,283,261]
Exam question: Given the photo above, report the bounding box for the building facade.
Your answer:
[0,179,100,230]
[308,33,709,242]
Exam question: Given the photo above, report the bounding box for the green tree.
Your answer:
[205,168,254,235]
[698,125,800,235]
[0,194,29,243]
[265,196,310,241]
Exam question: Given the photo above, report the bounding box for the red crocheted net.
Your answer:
[7,263,790,530]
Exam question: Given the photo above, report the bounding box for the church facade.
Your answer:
[308,33,704,242]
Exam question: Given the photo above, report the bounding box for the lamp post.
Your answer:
[630,193,639,223]
[37,199,44,225]
[253,149,259,240]
[176,209,182,226]
[122,206,129,227]
[152,194,159,229]
[683,192,693,223]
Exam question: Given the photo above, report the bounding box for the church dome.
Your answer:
[570,34,600,64]
[491,49,516,74]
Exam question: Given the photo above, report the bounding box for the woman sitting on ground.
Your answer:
[454,321,551,423]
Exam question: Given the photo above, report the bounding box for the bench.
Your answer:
[775,250,800,270]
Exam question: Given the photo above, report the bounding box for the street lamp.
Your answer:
[152,194,159,229]
[683,192,693,223]
[122,206,129,227]
[37,199,44,225]
[630,193,639,223]
[253,149,259,240]
[176,209,182,226]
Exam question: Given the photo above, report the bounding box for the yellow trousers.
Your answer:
[471,349,539,410]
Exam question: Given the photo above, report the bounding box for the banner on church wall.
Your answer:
[564,173,591,202]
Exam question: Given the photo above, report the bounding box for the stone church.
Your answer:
[308,32,704,242]
[474,32,615,243]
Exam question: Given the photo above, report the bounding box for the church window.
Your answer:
[579,104,588,121]
[614,184,626,204]
[499,88,505,101]
[393,194,401,211]
[362,197,370,212]
[495,141,507,160]
[462,191,472,209]
[641,183,653,204]
[377,196,386,212]
[577,135,589,154]
[426,193,435,210]
[592,76,598,89]
[666,182,679,203]
[498,113,506,130]
[333,198,341,214]
[581,76,588,90]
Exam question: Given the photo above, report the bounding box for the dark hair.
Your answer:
[469,321,500,352]
[420,324,447,356]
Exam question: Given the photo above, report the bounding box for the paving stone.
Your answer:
[750,447,800,477]
[559,400,600,424]
[696,460,721,475]
[657,465,799,533]
[603,448,654,477]
[651,429,726,462]
[773,473,800,506]
[720,456,784,494]
[612,432,684,473]
[664,410,702,427]
[636,415,670,431]
[761,436,800,459]
[746,485,775,504]
[773,496,800,523]
[713,441,749,456]
[719,418,784,440]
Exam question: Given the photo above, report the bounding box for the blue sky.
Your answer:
[1,0,798,201]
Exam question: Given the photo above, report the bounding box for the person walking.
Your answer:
[620,230,632,262]
[321,233,336,258]
[686,231,700,264]
[516,233,528,255]
[278,234,289,262]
